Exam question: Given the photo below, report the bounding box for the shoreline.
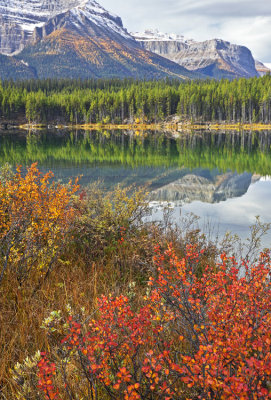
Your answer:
[1,121,271,131]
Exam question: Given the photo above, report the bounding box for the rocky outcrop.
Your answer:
[133,30,259,79]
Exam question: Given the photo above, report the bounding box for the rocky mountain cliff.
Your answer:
[0,0,83,55]
[0,1,198,80]
[133,30,259,79]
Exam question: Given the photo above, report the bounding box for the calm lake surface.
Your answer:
[1,128,271,246]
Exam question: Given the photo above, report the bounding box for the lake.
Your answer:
[1,128,271,246]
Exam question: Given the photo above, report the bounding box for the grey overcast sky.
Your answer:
[100,0,271,63]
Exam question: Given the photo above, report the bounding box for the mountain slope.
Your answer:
[0,1,198,80]
[133,30,259,79]
[0,54,36,79]
[255,60,271,77]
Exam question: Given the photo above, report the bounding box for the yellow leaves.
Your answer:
[0,163,79,283]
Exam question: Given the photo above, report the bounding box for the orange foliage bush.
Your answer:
[0,163,79,286]
[14,244,271,399]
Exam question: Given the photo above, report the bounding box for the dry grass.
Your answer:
[0,221,160,398]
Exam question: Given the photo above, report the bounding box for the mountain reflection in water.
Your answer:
[0,128,271,244]
[150,171,260,204]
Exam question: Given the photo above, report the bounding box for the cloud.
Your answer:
[216,17,271,61]
[175,0,271,18]
[100,0,271,62]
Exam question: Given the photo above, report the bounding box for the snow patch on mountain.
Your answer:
[0,0,78,32]
[132,29,188,43]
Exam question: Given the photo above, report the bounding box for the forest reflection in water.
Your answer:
[1,128,271,244]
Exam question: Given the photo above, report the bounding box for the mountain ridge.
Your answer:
[0,0,200,80]
[0,2,265,80]
[133,29,259,79]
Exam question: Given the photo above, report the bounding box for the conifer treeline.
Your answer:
[0,76,270,123]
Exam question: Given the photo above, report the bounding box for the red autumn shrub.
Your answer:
[61,295,172,399]
[14,244,271,399]
[37,354,59,400]
[147,244,271,399]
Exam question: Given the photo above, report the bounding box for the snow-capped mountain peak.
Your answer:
[0,0,132,55]
[79,0,118,19]
[69,0,132,39]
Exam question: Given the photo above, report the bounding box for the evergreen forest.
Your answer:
[0,75,271,124]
